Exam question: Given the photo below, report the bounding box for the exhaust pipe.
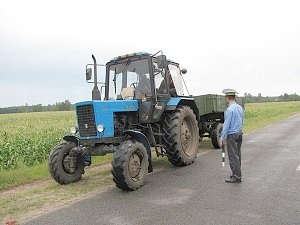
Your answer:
[92,55,101,100]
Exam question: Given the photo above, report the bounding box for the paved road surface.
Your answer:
[26,114,300,225]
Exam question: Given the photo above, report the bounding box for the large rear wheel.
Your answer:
[48,141,84,184]
[211,123,223,149]
[111,140,149,191]
[162,106,199,166]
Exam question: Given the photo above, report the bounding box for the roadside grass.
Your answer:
[0,162,49,190]
[0,166,114,223]
[0,155,113,191]
[1,101,300,192]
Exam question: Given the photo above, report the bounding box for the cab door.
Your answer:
[152,62,172,122]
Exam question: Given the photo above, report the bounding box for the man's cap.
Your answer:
[222,88,239,96]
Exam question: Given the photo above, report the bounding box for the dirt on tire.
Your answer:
[162,106,199,166]
[211,123,223,149]
[111,140,149,191]
[48,141,85,184]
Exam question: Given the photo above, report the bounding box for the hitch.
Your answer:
[68,146,87,171]
[69,156,77,173]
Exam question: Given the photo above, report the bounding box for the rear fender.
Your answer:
[166,98,200,129]
[166,97,199,120]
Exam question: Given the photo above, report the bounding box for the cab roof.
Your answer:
[109,52,151,63]
[108,51,177,65]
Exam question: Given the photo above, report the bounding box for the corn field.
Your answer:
[0,111,75,170]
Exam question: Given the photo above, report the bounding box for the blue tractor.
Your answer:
[48,51,200,190]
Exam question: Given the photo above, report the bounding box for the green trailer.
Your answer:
[194,94,244,148]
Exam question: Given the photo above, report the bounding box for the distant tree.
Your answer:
[25,103,29,113]
[257,93,262,102]
[64,100,72,111]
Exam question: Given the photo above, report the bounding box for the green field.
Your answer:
[243,101,300,132]
[0,101,300,190]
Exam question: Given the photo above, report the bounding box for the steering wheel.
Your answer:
[130,82,139,88]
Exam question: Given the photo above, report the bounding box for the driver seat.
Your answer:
[121,87,135,100]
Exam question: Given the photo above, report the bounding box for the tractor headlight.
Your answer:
[70,127,78,134]
[97,124,105,133]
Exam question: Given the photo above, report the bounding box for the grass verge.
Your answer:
[0,154,113,191]
[0,165,114,223]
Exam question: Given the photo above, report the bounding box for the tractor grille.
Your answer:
[76,104,97,137]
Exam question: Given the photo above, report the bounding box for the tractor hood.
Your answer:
[75,100,139,139]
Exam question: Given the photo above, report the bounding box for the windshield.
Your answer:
[107,59,151,100]
[168,64,189,96]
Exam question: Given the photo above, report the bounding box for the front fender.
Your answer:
[124,130,153,172]
[63,135,79,145]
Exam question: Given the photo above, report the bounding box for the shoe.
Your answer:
[225,177,241,183]
[148,164,153,173]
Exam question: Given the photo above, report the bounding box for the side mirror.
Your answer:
[181,68,187,74]
[157,55,168,69]
[86,68,92,81]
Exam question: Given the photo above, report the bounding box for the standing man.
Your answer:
[220,89,244,183]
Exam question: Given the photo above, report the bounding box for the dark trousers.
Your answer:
[227,131,243,180]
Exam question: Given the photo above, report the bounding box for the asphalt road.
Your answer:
[25,114,300,225]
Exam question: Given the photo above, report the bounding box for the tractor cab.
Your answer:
[105,52,189,100]
[86,52,190,124]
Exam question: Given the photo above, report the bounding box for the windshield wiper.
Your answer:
[113,67,117,94]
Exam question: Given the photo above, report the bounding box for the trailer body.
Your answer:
[194,94,244,148]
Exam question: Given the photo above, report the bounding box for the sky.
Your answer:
[0,0,299,107]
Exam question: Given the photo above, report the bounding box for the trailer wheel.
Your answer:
[162,106,199,166]
[211,123,223,149]
[48,141,84,184]
[111,140,149,191]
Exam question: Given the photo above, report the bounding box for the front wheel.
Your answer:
[111,140,149,191]
[48,141,84,184]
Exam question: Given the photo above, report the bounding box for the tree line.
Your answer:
[0,100,73,114]
[243,93,300,103]
[0,93,299,114]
